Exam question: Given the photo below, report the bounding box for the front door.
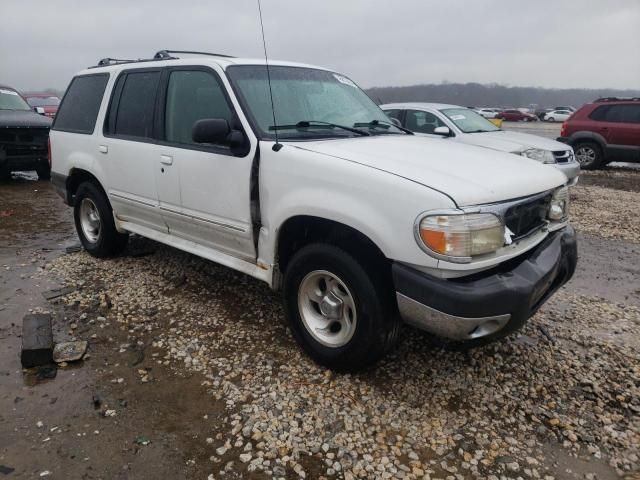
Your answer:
[156,67,256,261]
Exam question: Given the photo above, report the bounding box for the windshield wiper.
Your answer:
[353,119,413,135]
[465,129,497,133]
[269,120,370,136]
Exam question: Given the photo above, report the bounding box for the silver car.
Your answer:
[382,102,580,185]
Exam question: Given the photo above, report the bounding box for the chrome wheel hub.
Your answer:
[575,146,596,165]
[79,198,101,243]
[298,270,357,348]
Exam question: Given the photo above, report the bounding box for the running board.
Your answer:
[116,220,273,286]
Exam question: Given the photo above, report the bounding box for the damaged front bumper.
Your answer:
[393,226,578,341]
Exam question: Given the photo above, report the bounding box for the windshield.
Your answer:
[26,96,60,107]
[227,65,404,139]
[0,88,31,111]
[441,107,500,133]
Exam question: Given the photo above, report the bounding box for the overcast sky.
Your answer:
[1,0,639,92]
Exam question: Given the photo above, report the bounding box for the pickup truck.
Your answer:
[49,51,577,371]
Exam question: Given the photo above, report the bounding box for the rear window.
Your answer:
[53,74,109,134]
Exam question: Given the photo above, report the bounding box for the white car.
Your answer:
[50,51,577,371]
[543,109,573,122]
[475,108,498,119]
[382,102,580,185]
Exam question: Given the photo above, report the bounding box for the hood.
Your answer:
[287,135,567,206]
[0,109,53,128]
[456,130,571,154]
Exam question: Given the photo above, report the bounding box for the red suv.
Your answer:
[558,98,640,169]
[495,109,538,122]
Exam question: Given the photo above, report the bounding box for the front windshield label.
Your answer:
[450,114,466,121]
[0,89,19,96]
[333,74,357,88]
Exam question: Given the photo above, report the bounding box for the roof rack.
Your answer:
[595,97,640,103]
[90,50,235,69]
[153,50,235,59]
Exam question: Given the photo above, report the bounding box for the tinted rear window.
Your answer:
[112,71,160,138]
[53,74,109,133]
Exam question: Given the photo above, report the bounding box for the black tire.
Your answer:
[546,117,555,122]
[283,243,399,372]
[74,182,128,257]
[574,141,604,170]
[0,169,11,181]
[36,165,51,180]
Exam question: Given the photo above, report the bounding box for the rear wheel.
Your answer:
[74,182,128,257]
[574,141,604,170]
[283,243,399,372]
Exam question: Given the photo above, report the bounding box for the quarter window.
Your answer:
[113,71,161,138]
[164,70,234,147]
[53,74,109,134]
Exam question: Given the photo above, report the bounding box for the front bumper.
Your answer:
[393,226,577,341]
[554,161,580,186]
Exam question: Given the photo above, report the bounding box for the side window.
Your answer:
[604,105,640,124]
[53,74,109,134]
[384,109,402,122]
[164,70,234,147]
[113,71,161,138]
[404,110,445,134]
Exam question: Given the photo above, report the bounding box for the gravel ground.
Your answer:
[42,220,640,479]
[571,181,640,243]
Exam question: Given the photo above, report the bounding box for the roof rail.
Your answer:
[96,58,137,67]
[154,50,235,59]
[595,97,640,103]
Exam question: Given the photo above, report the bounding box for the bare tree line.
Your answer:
[366,82,640,109]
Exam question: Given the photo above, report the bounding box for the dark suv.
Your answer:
[558,98,640,169]
[0,85,52,179]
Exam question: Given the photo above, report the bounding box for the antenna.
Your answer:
[257,0,282,151]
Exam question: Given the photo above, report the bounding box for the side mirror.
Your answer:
[192,118,249,155]
[192,118,231,144]
[389,117,402,127]
[434,126,451,137]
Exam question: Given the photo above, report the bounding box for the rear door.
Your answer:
[604,105,640,159]
[156,66,256,261]
[102,69,165,232]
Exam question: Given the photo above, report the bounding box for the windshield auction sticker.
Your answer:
[0,89,19,96]
[333,74,357,88]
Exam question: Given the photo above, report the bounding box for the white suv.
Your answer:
[50,50,577,371]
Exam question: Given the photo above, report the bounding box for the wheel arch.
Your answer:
[275,215,391,281]
[66,168,107,206]
[568,131,607,150]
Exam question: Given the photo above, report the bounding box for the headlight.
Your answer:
[521,148,555,164]
[417,212,504,260]
[549,186,569,221]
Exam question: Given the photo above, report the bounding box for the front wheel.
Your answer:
[283,243,399,372]
[546,117,555,122]
[74,182,128,257]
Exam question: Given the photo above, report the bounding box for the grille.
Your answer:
[0,128,48,157]
[553,150,573,164]
[504,194,551,240]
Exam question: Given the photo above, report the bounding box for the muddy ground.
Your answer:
[0,167,638,480]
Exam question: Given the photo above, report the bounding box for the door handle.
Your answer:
[160,154,173,165]
[98,145,108,154]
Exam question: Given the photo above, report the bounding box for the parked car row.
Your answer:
[48,51,578,370]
